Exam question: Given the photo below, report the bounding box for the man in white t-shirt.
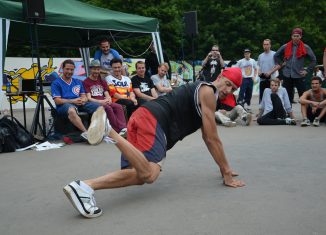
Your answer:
[236,49,258,111]
[257,39,279,103]
[151,63,173,96]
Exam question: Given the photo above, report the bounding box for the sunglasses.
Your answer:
[211,49,219,51]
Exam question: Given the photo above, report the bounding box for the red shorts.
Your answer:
[120,107,167,169]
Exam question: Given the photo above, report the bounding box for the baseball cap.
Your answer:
[243,48,251,53]
[292,27,302,37]
[221,67,242,88]
[89,59,101,67]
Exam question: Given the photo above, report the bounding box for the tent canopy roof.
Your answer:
[0,0,159,47]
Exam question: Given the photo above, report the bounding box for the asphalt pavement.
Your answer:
[0,97,325,235]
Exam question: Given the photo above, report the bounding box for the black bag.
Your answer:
[0,116,34,153]
[0,122,17,153]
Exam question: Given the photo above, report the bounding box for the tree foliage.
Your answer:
[7,0,325,63]
[82,0,326,63]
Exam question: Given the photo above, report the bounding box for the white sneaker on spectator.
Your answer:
[81,131,88,140]
[313,117,320,127]
[285,118,296,125]
[300,118,311,127]
[118,128,127,138]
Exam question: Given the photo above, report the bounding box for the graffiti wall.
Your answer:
[1,57,259,110]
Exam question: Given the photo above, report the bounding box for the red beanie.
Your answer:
[221,67,242,88]
[292,28,302,36]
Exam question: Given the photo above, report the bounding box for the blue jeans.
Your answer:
[56,102,100,117]
[237,77,253,106]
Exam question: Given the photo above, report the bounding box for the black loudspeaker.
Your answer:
[184,11,198,37]
[23,0,45,22]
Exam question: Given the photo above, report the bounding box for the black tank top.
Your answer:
[143,81,217,150]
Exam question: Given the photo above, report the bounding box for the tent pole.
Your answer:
[152,32,164,64]
[0,18,10,91]
[79,47,90,77]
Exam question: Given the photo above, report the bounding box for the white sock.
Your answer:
[79,180,94,194]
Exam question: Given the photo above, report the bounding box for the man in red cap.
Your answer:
[274,27,316,103]
[63,67,245,218]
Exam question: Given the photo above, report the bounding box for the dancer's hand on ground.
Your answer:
[223,173,245,188]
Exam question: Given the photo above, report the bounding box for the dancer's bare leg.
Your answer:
[85,129,161,190]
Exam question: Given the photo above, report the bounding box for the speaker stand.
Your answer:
[29,20,55,140]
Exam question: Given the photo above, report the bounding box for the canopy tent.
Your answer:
[0,0,164,89]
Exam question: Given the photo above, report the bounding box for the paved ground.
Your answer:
[0,97,325,235]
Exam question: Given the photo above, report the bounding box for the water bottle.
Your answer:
[6,80,11,93]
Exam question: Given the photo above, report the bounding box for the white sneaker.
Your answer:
[80,131,88,140]
[301,118,311,127]
[313,117,320,127]
[244,104,251,112]
[118,128,127,138]
[87,107,107,145]
[63,180,102,218]
[285,118,296,125]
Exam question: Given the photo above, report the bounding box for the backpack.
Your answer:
[0,116,34,153]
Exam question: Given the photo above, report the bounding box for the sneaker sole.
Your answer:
[88,107,106,145]
[63,185,102,218]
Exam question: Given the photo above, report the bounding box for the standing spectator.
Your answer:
[105,58,138,119]
[94,38,120,78]
[201,45,225,82]
[236,49,258,111]
[257,78,296,125]
[145,42,171,79]
[274,28,316,103]
[51,59,100,136]
[132,61,158,105]
[257,39,279,103]
[83,60,127,137]
[151,63,173,96]
[299,76,326,127]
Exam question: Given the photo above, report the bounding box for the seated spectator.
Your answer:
[94,38,120,78]
[83,60,127,137]
[215,94,252,127]
[257,78,296,125]
[51,59,100,136]
[151,63,173,96]
[132,61,158,105]
[105,58,138,119]
[299,76,326,127]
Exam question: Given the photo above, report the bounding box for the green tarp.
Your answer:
[0,0,159,47]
